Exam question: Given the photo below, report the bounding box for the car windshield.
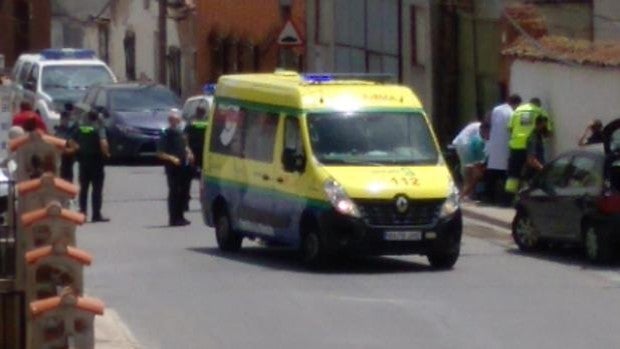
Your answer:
[307,111,439,165]
[42,65,113,94]
[110,86,180,111]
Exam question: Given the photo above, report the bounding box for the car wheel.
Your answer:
[300,228,329,269]
[584,224,613,264]
[215,209,242,252]
[512,211,541,252]
[427,248,460,270]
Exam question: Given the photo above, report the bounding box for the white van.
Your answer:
[11,49,117,128]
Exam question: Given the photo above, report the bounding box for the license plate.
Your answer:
[384,230,422,241]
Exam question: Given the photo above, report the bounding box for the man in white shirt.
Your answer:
[485,94,522,205]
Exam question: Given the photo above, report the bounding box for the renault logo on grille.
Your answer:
[395,196,409,214]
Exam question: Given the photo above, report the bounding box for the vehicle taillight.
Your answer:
[597,193,620,215]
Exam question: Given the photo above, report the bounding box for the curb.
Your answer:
[461,207,513,231]
[95,308,141,349]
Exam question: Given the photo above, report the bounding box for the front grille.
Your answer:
[138,141,157,154]
[356,199,443,227]
[138,127,163,137]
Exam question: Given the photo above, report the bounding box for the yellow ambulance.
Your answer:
[200,72,462,268]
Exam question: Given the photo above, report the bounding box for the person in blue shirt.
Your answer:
[460,121,490,201]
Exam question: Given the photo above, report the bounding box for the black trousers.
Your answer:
[78,161,104,218]
[60,154,75,182]
[166,165,191,223]
[484,169,509,205]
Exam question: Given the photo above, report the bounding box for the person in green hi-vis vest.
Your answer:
[182,105,208,211]
[72,110,111,222]
[505,97,553,195]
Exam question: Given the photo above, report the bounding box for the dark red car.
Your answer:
[512,120,620,263]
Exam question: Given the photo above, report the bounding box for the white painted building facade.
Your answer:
[509,59,620,156]
[305,0,435,117]
[594,0,620,41]
[83,1,188,93]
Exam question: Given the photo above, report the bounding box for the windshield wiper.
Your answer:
[322,158,384,166]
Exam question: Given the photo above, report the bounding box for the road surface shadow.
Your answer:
[107,157,161,166]
[507,245,620,271]
[187,246,435,274]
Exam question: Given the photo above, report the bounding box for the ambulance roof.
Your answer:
[215,71,423,112]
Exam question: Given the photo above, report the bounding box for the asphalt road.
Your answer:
[80,165,620,349]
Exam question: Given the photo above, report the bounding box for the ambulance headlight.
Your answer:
[439,182,460,218]
[324,179,361,218]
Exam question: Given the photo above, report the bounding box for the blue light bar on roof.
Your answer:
[40,49,97,60]
[303,74,333,83]
[203,83,217,95]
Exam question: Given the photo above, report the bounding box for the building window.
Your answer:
[124,31,136,80]
[98,22,110,63]
[143,0,150,9]
[333,0,400,78]
[410,6,426,67]
[168,46,182,96]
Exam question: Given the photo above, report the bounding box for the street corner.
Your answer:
[95,308,141,349]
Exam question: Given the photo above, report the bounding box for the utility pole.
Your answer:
[158,0,167,84]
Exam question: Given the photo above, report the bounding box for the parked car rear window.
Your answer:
[109,86,180,111]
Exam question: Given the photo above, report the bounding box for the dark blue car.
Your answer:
[80,83,181,159]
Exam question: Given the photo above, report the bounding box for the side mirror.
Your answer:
[94,106,110,118]
[282,148,306,173]
[24,80,35,91]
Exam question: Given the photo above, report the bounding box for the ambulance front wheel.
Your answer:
[215,209,242,252]
[300,227,329,268]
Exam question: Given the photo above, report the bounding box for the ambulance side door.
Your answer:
[272,115,307,244]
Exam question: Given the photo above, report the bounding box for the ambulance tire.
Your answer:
[300,228,329,269]
[215,209,242,252]
[427,248,460,270]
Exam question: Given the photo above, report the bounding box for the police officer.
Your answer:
[505,98,553,195]
[158,109,194,226]
[182,105,208,210]
[73,110,111,222]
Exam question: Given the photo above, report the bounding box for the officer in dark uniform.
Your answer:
[73,110,111,222]
[182,105,208,210]
[158,109,194,226]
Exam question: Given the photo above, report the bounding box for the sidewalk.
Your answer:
[461,201,515,232]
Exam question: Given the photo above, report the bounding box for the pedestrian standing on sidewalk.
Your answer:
[73,110,111,222]
[485,94,522,205]
[157,109,194,226]
[578,119,604,146]
[55,111,78,182]
[505,98,553,195]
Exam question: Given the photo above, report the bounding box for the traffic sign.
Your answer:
[277,20,304,46]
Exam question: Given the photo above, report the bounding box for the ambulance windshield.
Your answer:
[307,112,438,166]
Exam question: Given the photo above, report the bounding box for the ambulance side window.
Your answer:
[284,116,302,153]
[243,109,278,163]
[209,103,246,157]
[282,116,305,173]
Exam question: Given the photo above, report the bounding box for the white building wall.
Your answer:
[83,0,180,83]
[509,59,620,156]
[594,0,620,41]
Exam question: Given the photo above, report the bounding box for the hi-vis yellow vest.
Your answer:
[508,103,552,150]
